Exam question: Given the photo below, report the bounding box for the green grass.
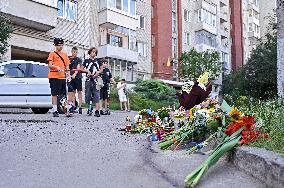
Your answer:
[232,98,284,155]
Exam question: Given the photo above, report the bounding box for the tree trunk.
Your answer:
[277,0,284,97]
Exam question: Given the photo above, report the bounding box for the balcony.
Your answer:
[248,3,260,13]
[220,26,229,38]
[97,45,138,63]
[195,0,217,15]
[195,22,217,35]
[220,0,228,7]
[248,31,260,39]
[248,17,260,26]
[195,44,216,52]
[220,11,228,23]
[98,8,139,31]
[1,0,57,31]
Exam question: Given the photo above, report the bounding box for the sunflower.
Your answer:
[229,107,242,120]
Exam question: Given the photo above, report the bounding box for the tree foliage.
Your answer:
[180,48,222,81]
[223,32,277,99]
[133,79,177,101]
[0,14,13,58]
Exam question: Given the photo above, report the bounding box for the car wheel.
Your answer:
[31,108,50,114]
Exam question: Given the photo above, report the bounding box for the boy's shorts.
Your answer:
[49,78,66,96]
[68,79,82,92]
[85,80,100,103]
[100,84,110,100]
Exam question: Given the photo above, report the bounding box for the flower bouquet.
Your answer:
[184,105,267,187]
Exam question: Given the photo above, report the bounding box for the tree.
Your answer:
[223,31,277,99]
[180,48,222,81]
[0,14,13,58]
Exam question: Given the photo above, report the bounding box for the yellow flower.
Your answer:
[197,71,209,86]
[208,108,215,113]
[229,107,242,119]
[189,108,194,120]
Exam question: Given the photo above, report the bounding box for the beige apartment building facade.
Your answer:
[180,0,230,92]
[242,0,276,63]
[1,0,152,82]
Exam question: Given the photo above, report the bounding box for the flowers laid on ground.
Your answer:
[122,98,268,188]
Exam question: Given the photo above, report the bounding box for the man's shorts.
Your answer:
[85,80,100,104]
[100,84,110,100]
[49,78,66,96]
[119,93,127,102]
[68,79,82,92]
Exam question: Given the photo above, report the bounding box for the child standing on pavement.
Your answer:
[117,79,130,112]
[68,46,83,114]
[47,38,71,117]
[99,59,116,115]
[82,47,103,117]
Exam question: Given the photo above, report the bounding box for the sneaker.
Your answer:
[53,111,59,117]
[100,110,105,115]
[79,107,82,114]
[105,110,110,115]
[94,110,100,117]
[87,109,93,116]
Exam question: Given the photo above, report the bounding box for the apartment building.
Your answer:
[1,0,152,82]
[230,0,276,70]
[182,0,231,71]
[152,0,230,82]
[1,0,94,62]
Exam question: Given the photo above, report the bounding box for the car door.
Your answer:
[25,63,52,107]
[0,63,28,107]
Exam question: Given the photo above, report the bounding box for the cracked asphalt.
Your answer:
[0,109,264,188]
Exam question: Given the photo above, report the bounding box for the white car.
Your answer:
[0,60,52,114]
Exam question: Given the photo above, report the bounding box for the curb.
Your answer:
[231,146,284,188]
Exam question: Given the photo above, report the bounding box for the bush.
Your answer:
[134,79,177,101]
[109,80,178,111]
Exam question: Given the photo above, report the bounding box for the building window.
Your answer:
[184,32,190,45]
[197,8,216,28]
[184,9,190,22]
[172,11,176,33]
[151,6,154,18]
[130,0,136,15]
[107,34,123,47]
[57,0,64,17]
[249,23,253,32]
[116,0,122,9]
[129,30,137,51]
[57,0,78,22]
[123,0,128,12]
[137,42,146,57]
[195,30,218,48]
[139,16,145,29]
[108,0,115,8]
[151,35,155,47]
[172,37,177,58]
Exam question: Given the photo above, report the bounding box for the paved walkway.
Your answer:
[0,109,264,188]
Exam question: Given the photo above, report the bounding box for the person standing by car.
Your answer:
[47,38,71,117]
[82,47,103,117]
[68,46,83,114]
[99,59,116,115]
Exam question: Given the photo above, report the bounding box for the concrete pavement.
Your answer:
[0,109,264,188]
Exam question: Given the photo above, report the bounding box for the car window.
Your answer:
[27,64,48,78]
[2,63,26,78]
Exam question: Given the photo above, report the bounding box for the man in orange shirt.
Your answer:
[47,38,71,117]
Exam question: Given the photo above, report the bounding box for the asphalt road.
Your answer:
[0,109,264,188]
